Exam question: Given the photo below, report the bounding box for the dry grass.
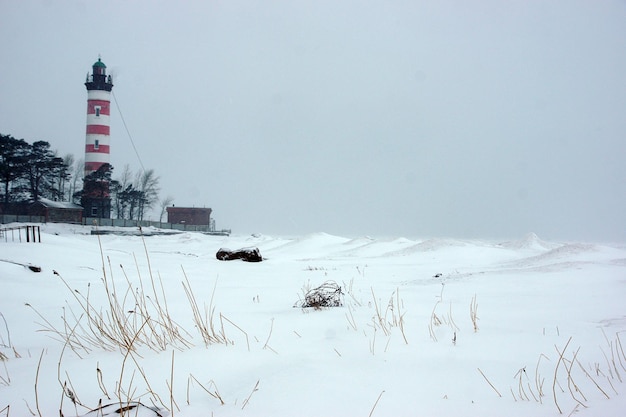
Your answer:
[0,313,11,349]
[500,332,626,414]
[241,380,260,410]
[477,367,502,397]
[368,390,385,417]
[428,284,459,343]
[365,288,409,355]
[181,272,226,347]
[186,374,224,406]
[470,294,479,332]
[26,228,248,415]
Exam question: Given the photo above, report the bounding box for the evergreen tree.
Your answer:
[0,134,30,203]
[24,141,67,201]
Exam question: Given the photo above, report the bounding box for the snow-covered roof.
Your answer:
[36,198,83,210]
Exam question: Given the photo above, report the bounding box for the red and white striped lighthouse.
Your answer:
[82,57,114,219]
[84,57,113,177]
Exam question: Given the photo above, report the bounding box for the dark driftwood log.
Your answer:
[0,259,41,272]
[216,247,263,262]
[82,401,164,416]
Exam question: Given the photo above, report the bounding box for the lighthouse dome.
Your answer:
[92,57,107,76]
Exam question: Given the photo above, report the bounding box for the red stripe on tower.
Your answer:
[86,125,110,135]
[87,99,111,115]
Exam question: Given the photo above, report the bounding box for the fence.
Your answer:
[82,217,221,232]
[1,215,230,235]
[0,214,45,224]
[0,225,41,243]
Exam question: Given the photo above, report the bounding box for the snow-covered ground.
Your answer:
[1,223,625,416]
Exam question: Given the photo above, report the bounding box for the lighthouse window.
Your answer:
[94,140,100,150]
[95,106,101,117]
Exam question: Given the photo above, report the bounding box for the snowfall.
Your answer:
[1,223,625,417]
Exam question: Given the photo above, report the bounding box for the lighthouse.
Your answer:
[84,57,113,176]
[82,57,114,219]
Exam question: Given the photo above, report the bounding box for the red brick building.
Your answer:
[166,206,212,226]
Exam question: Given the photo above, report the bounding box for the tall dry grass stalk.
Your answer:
[470,294,479,332]
[366,288,409,354]
[241,380,260,410]
[0,312,11,349]
[186,374,224,405]
[534,353,549,404]
[368,390,385,417]
[181,272,227,347]
[370,288,408,343]
[34,349,44,417]
[0,359,9,387]
[428,284,459,343]
[477,367,502,397]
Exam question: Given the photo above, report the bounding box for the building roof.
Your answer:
[166,206,212,212]
[36,198,83,210]
[93,58,106,68]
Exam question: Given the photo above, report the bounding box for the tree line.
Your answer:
[1,133,169,221]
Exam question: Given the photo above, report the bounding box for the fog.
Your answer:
[1,0,625,241]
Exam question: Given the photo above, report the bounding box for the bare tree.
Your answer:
[159,195,174,222]
[111,166,162,220]
[69,157,84,203]
[58,153,74,201]
[112,164,134,219]
[135,169,160,221]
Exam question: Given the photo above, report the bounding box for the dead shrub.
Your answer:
[294,281,343,309]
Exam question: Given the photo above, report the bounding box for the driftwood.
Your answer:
[81,401,164,416]
[0,259,41,272]
[216,247,263,262]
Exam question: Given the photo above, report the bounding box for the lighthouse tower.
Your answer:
[84,57,113,175]
[82,57,114,219]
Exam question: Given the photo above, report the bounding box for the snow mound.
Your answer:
[410,238,468,252]
[498,232,560,251]
[265,232,350,258]
[337,236,417,258]
[501,242,600,270]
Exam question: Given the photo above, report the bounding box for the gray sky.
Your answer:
[1,0,625,241]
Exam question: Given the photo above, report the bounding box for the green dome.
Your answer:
[93,58,106,68]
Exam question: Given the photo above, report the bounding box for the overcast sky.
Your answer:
[1,0,625,241]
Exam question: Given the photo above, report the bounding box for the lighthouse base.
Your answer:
[81,196,111,219]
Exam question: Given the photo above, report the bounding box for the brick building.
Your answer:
[29,198,84,224]
[166,206,212,226]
